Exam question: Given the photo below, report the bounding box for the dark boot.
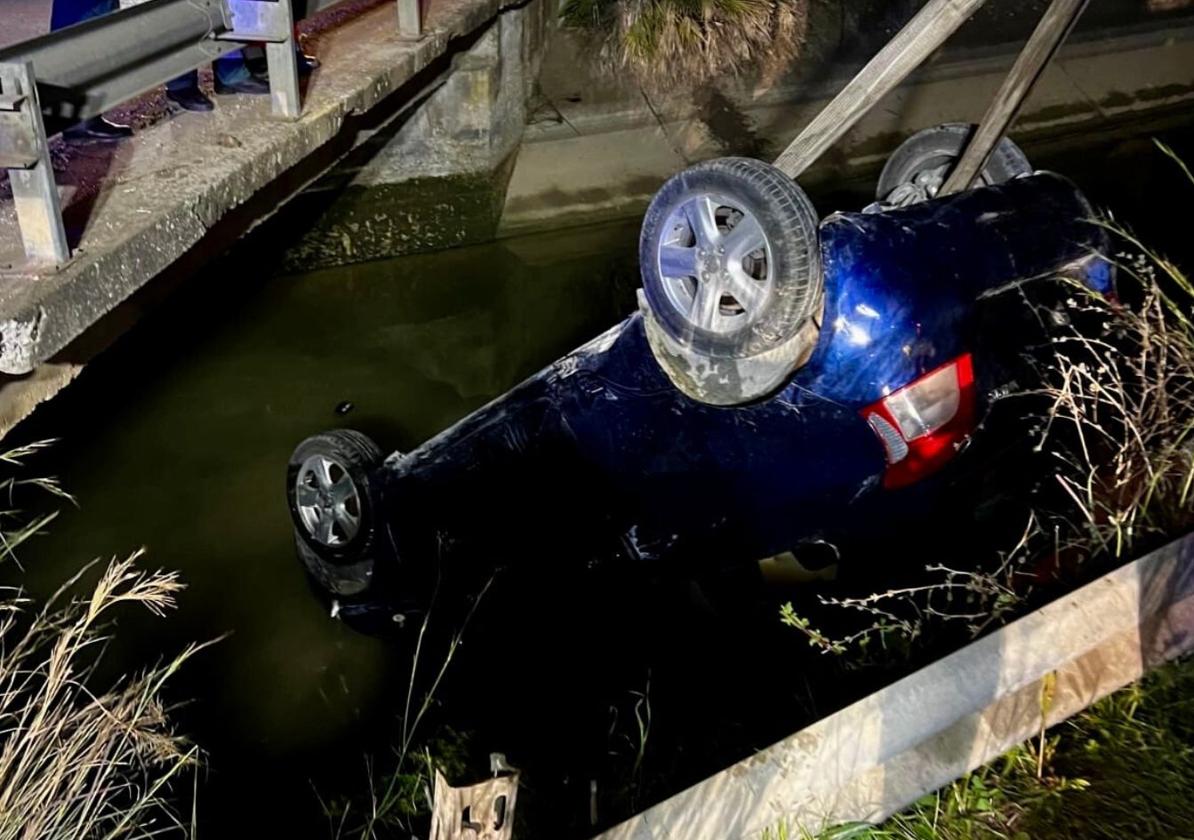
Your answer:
[214,75,272,95]
[166,87,215,112]
[63,116,133,142]
[246,51,320,78]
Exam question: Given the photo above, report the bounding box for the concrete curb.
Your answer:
[595,532,1194,839]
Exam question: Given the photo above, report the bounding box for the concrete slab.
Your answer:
[0,0,51,50]
[0,0,516,376]
[596,531,1194,839]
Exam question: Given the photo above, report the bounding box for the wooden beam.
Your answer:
[940,0,1090,195]
[772,0,990,179]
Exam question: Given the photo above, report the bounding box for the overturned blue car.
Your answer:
[285,125,1113,623]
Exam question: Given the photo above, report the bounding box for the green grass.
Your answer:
[770,654,1194,840]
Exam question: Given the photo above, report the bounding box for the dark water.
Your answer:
[7,220,651,835]
[7,124,1194,837]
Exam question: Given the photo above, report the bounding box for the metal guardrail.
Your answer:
[0,0,422,266]
[597,530,1194,839]
[0,0,237,133]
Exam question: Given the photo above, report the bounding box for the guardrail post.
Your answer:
[396,0,422,39]
[0,61,69,266]
[221,0,301,119]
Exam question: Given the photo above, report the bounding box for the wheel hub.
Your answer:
[295,454,362,547]
[698,248,723,277]
[656,191,774,337]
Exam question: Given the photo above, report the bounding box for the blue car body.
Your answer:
[366,173,1111,602]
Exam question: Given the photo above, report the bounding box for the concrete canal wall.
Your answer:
[279,0,553,269]
[501,17,1194,234]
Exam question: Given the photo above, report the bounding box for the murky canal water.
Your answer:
[7,218,660,835]
[6,125,1194,837]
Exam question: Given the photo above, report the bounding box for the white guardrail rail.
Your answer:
[596,531,1194,839]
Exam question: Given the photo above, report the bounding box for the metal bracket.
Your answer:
[0,61,69,266]
[396,0,423,40]
[220,0,293,42]
[220,0,301,119]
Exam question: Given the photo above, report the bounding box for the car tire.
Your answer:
[640,157,821,360]
[876,123,1032,206]
[286,429,384,596]
[294,530,376,598]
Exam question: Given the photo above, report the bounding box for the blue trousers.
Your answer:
[49,0,117,29]
[165,55,251,95]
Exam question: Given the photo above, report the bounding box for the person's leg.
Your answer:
[49,0,118,30]
[214,51,252,86]
[165,70,214,112]
[245,37,320,78]
[51,0,132,139]
[164,71,197,95]
[241,45,267,77]
[213,49,270,95]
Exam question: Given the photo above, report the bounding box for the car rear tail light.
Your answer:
[861,354,976,489]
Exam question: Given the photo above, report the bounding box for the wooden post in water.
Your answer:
[939,0,1090,195]
[772,0,991,179]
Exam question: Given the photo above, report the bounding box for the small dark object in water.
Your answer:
[335,401,354,416]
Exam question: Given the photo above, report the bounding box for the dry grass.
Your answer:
[560,0,809,87]
[0,443,206,839]
[782,142,1194,657]
[1036,249,1194,559]
[0,555,207,840]
[1012,144,1194,559]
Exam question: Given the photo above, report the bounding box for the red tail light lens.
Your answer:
[861,353,976,489]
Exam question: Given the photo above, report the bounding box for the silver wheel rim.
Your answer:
[295,455,363,547]
[886,158,955,207]
[655,191,774,336]
[886,154,1005,207]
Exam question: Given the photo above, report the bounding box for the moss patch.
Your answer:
[281,156,517,272]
